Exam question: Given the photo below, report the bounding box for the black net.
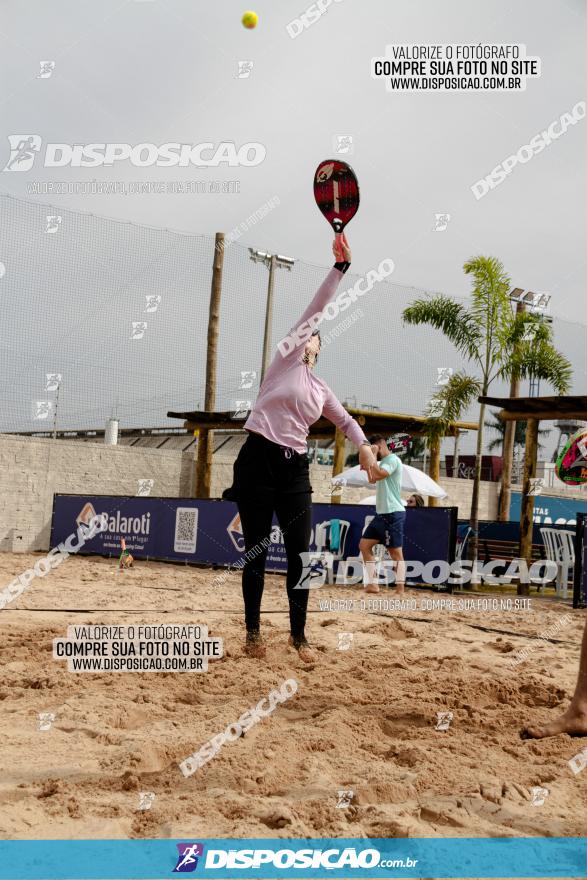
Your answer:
[0,192,581,460]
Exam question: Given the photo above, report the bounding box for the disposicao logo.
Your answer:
[173,843,204,873]
[2,136,265,170]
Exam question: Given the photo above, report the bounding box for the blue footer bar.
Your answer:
[0,837,586,879]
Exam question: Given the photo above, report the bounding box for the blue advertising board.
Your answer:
[510,490,587,527]
[50,495,456,578]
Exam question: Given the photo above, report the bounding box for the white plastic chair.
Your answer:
[336,517,373,585]
[336,522,391,586]
[373,543,393,584]
[309,519,350,584]
[449,526,472,587]
[540,527,575,599]
[335,556,363,585]
[338,544,394,588]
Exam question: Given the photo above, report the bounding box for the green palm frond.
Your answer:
[484,410,550,452]
[463,255,512,361]
[404,436,426,464]
[487,436,504,452]
[501,339,572,394]
[402,296,482,362]
[499,312,549,351]
[423,372,481,444]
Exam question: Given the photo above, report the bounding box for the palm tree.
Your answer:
[485,411,550,488]
[422,372,481,505]
[403,255,572,562]
[484,411,550,454]
[404,435,426,466]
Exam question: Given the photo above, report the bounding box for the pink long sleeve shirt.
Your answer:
[244,267,368,454]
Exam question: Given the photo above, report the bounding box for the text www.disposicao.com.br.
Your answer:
[70,657,201,671]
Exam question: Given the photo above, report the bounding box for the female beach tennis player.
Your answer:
[223,234,377,661]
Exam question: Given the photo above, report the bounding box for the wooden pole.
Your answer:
[195,232,224,498]
[332,427,346,505]
[260,255,276,384]
[428,439,440,507]
[518,417,539,595]
[499,300,525,521]
[188,430,199,495]
[452,429,461,476]
[195,427,210,498]
[468,392,488,568]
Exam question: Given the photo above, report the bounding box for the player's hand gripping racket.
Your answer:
[313,159,360,255]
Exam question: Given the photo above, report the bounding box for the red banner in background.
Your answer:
[445,455,503,482]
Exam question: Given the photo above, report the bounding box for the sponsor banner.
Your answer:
[473,517,555,547]
[0,837,586,878]
[51,496,455,576]
[510,491,587,527]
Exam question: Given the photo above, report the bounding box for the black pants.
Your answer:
[223,432,313,644]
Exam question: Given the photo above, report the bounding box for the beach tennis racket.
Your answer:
[387,434,412,456]
[313,159,360,234]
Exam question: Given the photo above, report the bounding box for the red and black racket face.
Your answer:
[387,434,412,455]
[313,159,360,233]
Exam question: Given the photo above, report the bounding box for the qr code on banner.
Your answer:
[174,507,198,554]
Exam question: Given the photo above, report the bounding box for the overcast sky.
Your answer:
[1,0,586,457]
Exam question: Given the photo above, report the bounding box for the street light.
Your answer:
[510,289,552,397]
[249,248,295,382]
[510,288,551,313]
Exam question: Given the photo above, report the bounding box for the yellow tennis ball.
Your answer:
[242,10,258,29]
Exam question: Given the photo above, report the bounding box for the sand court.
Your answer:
[0,551,586,842]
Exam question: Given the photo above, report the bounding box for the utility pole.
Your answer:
[249,249,295,383]
[452,429,461,476]
[195,233,224,498]
[499,293,525,522]
[52,379,61,440]
[518,418,539,595]
[428,438,441,507]
[262,255,276,381]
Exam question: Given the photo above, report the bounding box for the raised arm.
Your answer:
[264,235,351,381]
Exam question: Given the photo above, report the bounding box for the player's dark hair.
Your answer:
[311,329,321,363]
[368,434,387,445]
